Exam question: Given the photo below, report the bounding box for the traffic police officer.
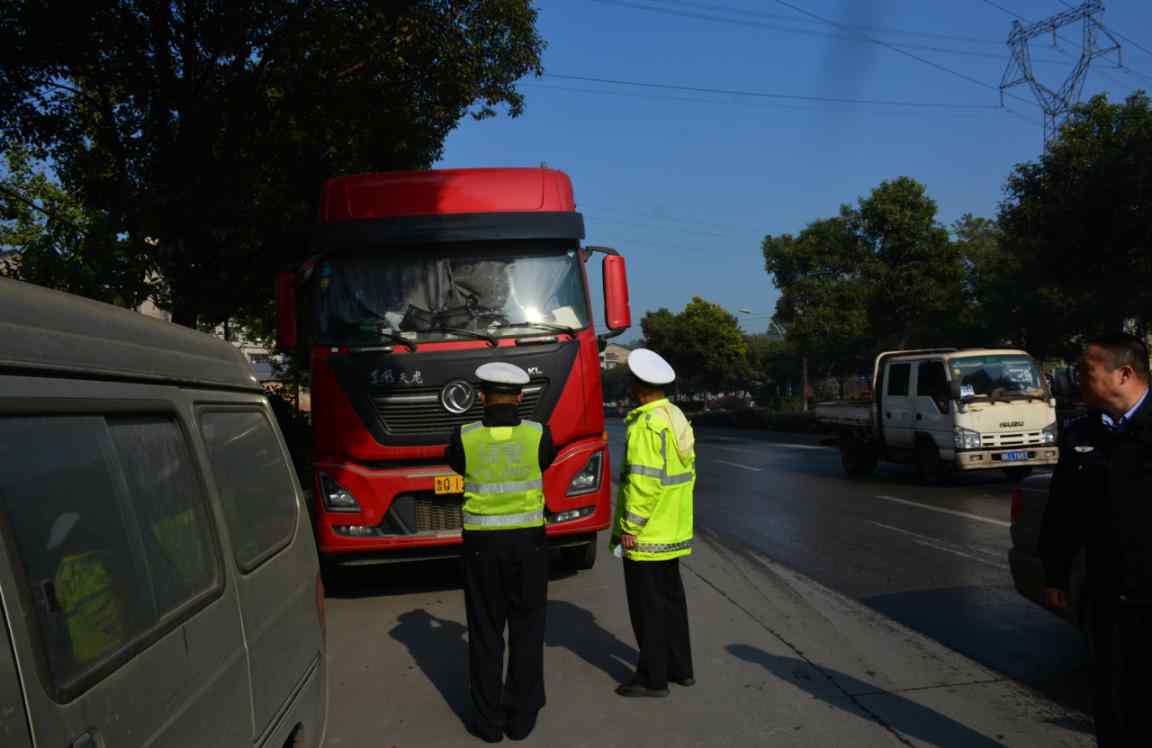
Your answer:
[611,348,696,697]
[445,362,555,742]
[1039,333,1152,746]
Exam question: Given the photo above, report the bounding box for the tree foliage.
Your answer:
[763,177,963,377]
[0,0,545,326]
[998,91,1152,356]
[640,297,749,392]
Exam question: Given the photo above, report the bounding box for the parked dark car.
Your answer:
[1009,470,1092,644]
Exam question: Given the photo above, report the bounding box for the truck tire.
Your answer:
[840,441,878,478]
[916,440,952,485]
[1003,466,1033,482]
[561,539,597,571]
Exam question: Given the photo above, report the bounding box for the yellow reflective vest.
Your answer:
[54,551,125,665]
[461,420,546,531]
[612,398,695,561]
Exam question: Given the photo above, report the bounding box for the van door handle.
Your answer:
[885,412,892,419]
[71,733,98,748]
[916,414,923,421]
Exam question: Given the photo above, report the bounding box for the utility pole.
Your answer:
[1000,0,1122,145]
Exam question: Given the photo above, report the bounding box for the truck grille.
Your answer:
[414,495,463,533]
[371,380,547,436]
[384,491,464,534]
[982,432,1043,448]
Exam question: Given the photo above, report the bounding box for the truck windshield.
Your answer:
[949,355,1047,400]
[312,244,590,346]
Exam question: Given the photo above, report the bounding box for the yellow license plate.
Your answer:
[434,475,464,495]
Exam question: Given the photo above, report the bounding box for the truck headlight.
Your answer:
[1041,422,1057,445]
[318,472,362,512]
[567,452,603,496]
[954,427,982,450]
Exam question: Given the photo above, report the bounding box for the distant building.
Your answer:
[601,342,633,370]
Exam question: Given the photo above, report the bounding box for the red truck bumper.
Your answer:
[312,435,611,563]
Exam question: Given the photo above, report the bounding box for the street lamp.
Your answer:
[738,309,809,413]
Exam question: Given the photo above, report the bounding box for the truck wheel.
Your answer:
[916,441,951,485]
[1003,466,1033,482]
[840,442,878,478]
[562,540,597,571]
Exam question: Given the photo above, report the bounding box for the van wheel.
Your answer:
[1003,466,1033,482]
[916,441,951,485]
[562,540,597,571]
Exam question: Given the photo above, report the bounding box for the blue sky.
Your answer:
[435,0,1152,340]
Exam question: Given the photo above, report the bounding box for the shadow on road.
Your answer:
[728,644,1010,748]
[324,555,583,599]
[545,599,637,684]
[389,609,471,727]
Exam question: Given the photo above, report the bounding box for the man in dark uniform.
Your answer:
[446,362,555,743]
[1039,333,1152,746]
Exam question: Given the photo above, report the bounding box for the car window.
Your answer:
[108,418,219,616]
[0,417,155,692]
[886,363,911,397]
[200,411,298,572]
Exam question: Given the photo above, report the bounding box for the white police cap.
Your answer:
[475,361,530,390]
[627,348,676,385]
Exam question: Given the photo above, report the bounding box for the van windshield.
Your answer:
[949,355,1047,401]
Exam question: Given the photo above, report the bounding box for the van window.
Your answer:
[886,363,911,397]
[201,411,298,572]
[0,418,155,691]
[108,418,219,616]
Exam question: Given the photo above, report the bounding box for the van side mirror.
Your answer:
[602,254,631,336]
[276,271,298,350]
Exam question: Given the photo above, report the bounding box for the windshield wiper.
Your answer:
[373,329,417,351]
[430,326,498,347]
[497,321,578,335]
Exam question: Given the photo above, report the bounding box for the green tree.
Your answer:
[763,178,965,379]
[640,297,749,393]
[999,92,1152,356]
[1,145,153,305]
[0,1,545,327]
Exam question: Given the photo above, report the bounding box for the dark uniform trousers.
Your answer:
[1093,598,1152,746]
[623,557,693,690]
[462,525,548,735]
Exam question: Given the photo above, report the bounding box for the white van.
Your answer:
[0,278,327,747]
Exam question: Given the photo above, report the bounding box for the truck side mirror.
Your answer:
[1052,369,1074,400]
[276,271,298,350]
[602,254,631,335]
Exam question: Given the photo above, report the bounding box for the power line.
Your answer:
[763,0,1040,110]
[594,0,1068,64]
[543,73,1007,110]
[659,0,1004,46]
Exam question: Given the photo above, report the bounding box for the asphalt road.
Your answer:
[651,423,1093,718]
[318,421,1095,746]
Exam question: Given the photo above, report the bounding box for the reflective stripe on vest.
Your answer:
[634,538,693,554]
[622,429,694,485]
[462,509,545,528]
[625,511,649,527]
[463,478,544,494]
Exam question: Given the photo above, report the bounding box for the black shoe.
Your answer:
[671,676,696,687]
[468,721,504,743]
[615,681,670,698]
[505,712,539,741]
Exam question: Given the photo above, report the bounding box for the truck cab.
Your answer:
[820,348,1060,481]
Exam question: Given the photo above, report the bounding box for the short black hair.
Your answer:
[1085,332,1151,380]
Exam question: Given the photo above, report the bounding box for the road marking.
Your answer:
[713,459,763,472]
[868,521,1009,570]
[714,443,834,455]
[874,495,1010,528]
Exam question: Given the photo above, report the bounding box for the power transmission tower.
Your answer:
[999,0,1122,144]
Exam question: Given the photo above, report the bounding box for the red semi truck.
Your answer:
[276,168,631,570]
